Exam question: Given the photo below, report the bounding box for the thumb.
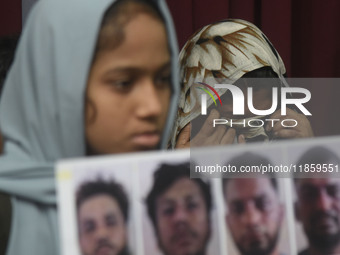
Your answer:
[175,123,191,148]
[238,134,246,144]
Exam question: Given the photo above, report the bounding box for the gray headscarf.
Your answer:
[0,0,179,254]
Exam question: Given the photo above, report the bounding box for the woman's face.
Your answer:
[85,13,171,154]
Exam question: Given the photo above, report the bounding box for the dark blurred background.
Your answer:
[1,0,339,136]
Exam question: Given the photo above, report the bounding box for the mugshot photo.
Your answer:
[137,151,222,255]
[57,157,137,255]
[217,147,293,255]
[286,139,340,255]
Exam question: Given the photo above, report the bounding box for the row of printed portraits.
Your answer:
[56,136,340,255]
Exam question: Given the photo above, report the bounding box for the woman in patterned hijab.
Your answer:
[171,19,313,148]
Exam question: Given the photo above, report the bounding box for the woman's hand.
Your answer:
[175,109,246,148]
[266,108,314,139]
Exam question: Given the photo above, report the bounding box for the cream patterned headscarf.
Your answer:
[170,19,287,148]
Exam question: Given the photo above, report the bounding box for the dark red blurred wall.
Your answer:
[0,0,22,36]
[166,0,340,137]
[166,0,340,78]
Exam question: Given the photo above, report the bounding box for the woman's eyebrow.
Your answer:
[156,61,171,72]
[103,67,143,77]
[103,61,171,77]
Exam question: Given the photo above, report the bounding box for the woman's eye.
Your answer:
[110,80,133,89]
[155,74,171,88]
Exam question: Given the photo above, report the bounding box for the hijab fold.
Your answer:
[170,19,287,147]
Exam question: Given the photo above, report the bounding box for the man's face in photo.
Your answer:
[78,194,127,255]
[155,177,210,255]
[295,178,340,249]
[225,178,283,255]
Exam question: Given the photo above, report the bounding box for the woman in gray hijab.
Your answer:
[0,0,179,254]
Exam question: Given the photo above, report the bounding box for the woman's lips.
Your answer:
[132,132,160,148]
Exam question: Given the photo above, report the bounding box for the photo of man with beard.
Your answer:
[294,146,340,255]
[222,152,285,255]
[146,162,212,255]
[76,178,130,255]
